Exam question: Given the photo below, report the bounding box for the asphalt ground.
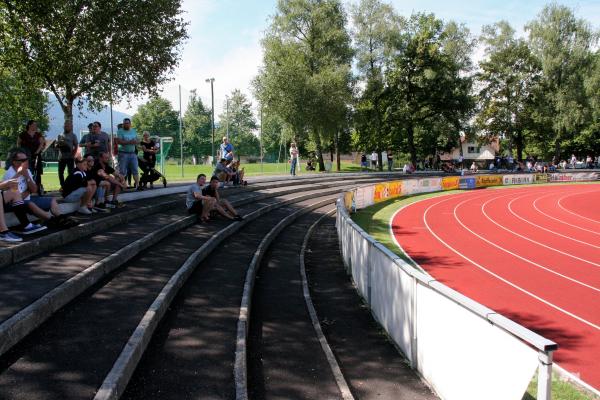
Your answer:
[305,216,437,400]
[247,204,342,400]
[120,197,339,400]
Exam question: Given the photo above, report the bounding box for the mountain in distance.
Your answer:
[46,96,131,140]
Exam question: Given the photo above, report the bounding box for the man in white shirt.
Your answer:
[370,151,378,169]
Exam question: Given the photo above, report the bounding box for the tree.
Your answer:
[351,0,401,170]
[476,21,540,160]
[0,0,187,124]
[132,97,179,158]
[526,4,596,159]
[0,68,49,155]
[217,89,259,158]
[384,13,474,166]
[254,0,353,171]
[183,90,212,161]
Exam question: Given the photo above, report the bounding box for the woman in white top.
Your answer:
[289,142,299,176]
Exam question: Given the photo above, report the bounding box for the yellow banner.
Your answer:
[535,173,549,183]
[388,181,402,197]
[476,175,503,187]
[344,191,354,212]
[442,176,460,190]
[373,183,389,203]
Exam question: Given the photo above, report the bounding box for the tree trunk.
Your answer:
[408,124,417,167]
[312,130,325,171]
[554,127,564,160]
[516,131,523,162]
[62,98,74,124]
[335,130,341,172]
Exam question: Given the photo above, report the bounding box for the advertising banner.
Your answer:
[550,172,599,182]
[458,177,476,189]
[442,176,460,191]
[344,190,355,212]
[388,180,402,198]
[419,178,443,193]
[373,183,389,203]
[534,173,549,183]
[502,174,534,185]
[476,175,503,188]
[354,186,374,210]
[402,179,420,196]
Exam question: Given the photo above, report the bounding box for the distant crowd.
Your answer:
[0,119,248,243]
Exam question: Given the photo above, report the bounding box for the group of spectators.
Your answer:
[360,151,395,172]
[214,137,246,186]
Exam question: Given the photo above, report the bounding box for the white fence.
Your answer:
[336,182,559,400]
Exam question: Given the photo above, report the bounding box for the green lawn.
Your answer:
[38,161,372,191]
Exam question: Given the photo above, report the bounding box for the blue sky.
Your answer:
[114,0,600,119]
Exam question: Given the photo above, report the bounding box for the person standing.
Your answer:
[386,149,394,172]
[55,120,79,189]
[220,136,234,162]
[289,142,299,176]
[370,151,378,169]
[81,121,110,158]
[116,118,140,190]
[17,120,46,193]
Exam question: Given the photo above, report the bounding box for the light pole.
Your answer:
[225,95,230,141]
[205,77,215,165]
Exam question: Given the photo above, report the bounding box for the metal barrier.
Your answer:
[336,180,559,400]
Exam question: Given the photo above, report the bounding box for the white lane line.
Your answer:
[557,192,600,225]
[483,195,600,266]
[532,193,600,237]
[423,196,600,331]
[507,194,600,249]
[454,196,600,292]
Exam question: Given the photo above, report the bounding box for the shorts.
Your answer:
[63,187,88,203]
[187,200,203,215]
[118,152,139,177]
[24,196,54,211]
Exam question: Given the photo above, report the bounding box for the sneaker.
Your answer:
[93,203,110,213]
[107,200,126,208]
[0,231,22,242]
[77,206,92,215]
[21,223,47,235]
[105,201,116,209]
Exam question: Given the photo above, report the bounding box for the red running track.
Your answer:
[391,184,600,390]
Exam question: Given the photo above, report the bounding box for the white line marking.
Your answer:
[482,195,600,265]
[422,195,600,331]
[532,193,600,237]
[557,192,600,225]
[453,196,600,292]
[507,194,600,249]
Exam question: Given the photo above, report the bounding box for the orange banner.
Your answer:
[476,175,503,187]
[442,176,460,190]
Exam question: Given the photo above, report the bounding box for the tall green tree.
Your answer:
[217,89,259,158]
[384,13,474,166]
[183,90,212,161]
[0,68,49,155]
[351,0,401,170]
[526,4,596,158]
[254,0,353,171]
[132,97,179,158]
[476,21,540,160]
[0,0,187,124]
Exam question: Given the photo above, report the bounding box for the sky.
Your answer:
[113,0,600,120]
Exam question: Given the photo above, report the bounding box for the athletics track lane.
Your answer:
[391,184,600,390]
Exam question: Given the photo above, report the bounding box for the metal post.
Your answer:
[206,78,215,166]
[226,95,229,141]
[179,85,184,178]
[109,101,114,160]
[260,106,263,173]
[537,351,553,400]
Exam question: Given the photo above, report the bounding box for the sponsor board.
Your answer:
[354,186,374,210]
[550,172,599,182]
[442,176,460,190]
[419,177,442,192]
[458,177,476,189]
[402,179,420,196]
[476,175,503,188]
[534,173,549,183]
[503,174,534,185]
[344,190,354,212]
[373,180,403,203]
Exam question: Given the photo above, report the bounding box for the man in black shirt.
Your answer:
[202,176,243,221]
[63,158,96,215]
